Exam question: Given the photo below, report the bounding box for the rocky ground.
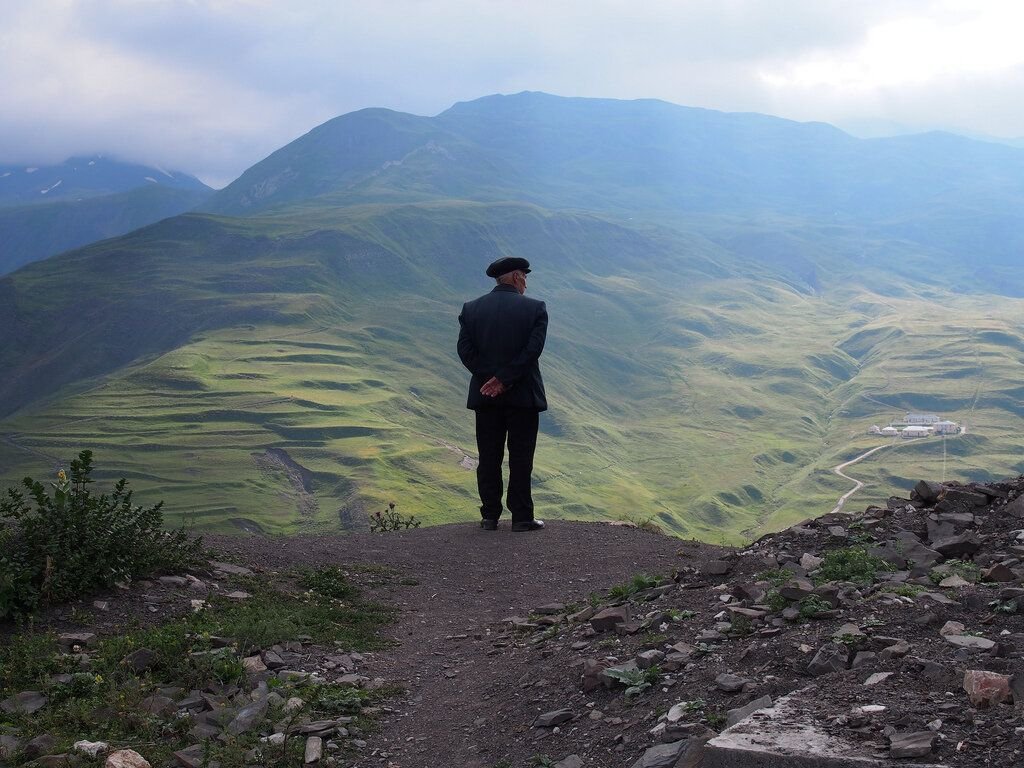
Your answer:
[3,477,1024,768]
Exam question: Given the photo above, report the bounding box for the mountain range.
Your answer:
[0,156,211,274]
[1,92,1021,543]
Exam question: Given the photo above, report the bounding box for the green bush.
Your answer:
[0,450,202,619]
[814,547,893,586]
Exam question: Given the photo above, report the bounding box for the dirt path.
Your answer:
[829,443,890,515]
[209,521,727,767]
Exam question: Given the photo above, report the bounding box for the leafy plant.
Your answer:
[756,568,796,587]
[929,559,980,585]
[814,547,893,586]
[0,451,202,619]
[880,583,925,598]
[798,595,834,620]
[602,664,661,697]
[369,501,421,532]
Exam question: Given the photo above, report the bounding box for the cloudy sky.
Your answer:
[3,0,1023,187]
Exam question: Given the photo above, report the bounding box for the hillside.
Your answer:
[0,155,212,273]
[2,94,1023,541]
[0,186,213,275]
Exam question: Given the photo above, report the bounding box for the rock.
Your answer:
[1,690,47,714]
[36,755,75,768]
[73,741,109,758]
[581,658,607,692]
[553,757,583,768]
[243,655,268,674]
[715,673,751,693]
[172,745,204,768]
[931,532,982,557]
[159,575,189,587]
[105,749,151,768]
[864,672,894,686]
[903,543,941,569]
[58,632,97,649]
[914,479,943,503]
[589,606,630,632]
[725,695,774,727]
[850,651,877,669]
[122,648,159,674]
[963,670,1013,707]
[262,650,286,669]
[778,579,815,600]
[878,639,911,660]
[983,564,1017,582]
[0,735,22,759]
[636,649,665,669]
[939,488,989,509]
[939,574,971,588]
[224,591,251,600]
[945,634,996,650]
[227,698,268,735]
[568,605,595,623]
[800,553,823,570]
[629,739,695,768]
[93,601,109,611]
[139,695,175,716]
[25,734,57,758]
[941,620,966,636]
[889,731,937,758]
[304,736,323,764]
[702,560,732,575]
[534,708,574,727]
[807,643,848,676]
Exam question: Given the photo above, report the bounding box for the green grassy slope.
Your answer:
[2,201,1021,543]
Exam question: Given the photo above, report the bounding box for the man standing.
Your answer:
[457,256,548,532]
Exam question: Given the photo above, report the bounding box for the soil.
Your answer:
[206,521,729,767]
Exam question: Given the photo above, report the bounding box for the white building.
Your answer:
[934,420,959,435]
[869,425,882,434]
[901,425,932,438]
[880,426,899,437]
[905,413,941,425]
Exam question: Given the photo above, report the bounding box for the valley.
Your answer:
[2,94,1023,544]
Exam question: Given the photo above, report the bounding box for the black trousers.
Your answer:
[474,406,539,522]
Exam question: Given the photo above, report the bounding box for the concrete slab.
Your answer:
[704,691,945,768]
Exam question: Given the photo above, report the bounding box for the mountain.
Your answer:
[0,155,212,274]
[0,185,212,275]
[0,155,209,207]
[1,94,1023,543]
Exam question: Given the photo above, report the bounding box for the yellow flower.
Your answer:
[57,469,67,482]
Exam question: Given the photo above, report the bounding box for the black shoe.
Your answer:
[480,519,498,530]
[511,520,544,532]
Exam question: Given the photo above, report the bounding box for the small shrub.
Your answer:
[880,583,925,598]
[798,595,834,620]
[369,502,421,532]
[765,589,788,612]
[0,451,202,619]
[756,568,796,587]
[929,559,980,585]
[814,547,893,586]
[608,572,658,601]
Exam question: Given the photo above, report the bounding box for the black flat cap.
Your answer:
[485,256,531,278]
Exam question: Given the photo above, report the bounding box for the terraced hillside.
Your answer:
[2,94,1023,542]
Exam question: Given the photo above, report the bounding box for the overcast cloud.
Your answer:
[2,0,1022,187]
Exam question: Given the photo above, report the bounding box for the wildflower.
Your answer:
[57,469,67,482]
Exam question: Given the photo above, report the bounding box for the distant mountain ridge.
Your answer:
[0,155,209,207]
[0,155,212,274]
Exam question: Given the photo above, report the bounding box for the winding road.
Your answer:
[829,442,891,514]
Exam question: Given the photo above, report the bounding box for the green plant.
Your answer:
[988,599,1018,614]
[729,614,754,636]
[705,711,727,728]
[0,451,202,619]
[814,547,893,586]
[756,568,796,587]
[929,559,980,585]
[667,608,696,620]
[528,756,556,768]
[765,589,787,612]
[369,501,421,532]
[602,664,661,697]
[299,567,358,601]
[608,573,658,601]
[798,595,834,620]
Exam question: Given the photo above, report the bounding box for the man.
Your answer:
[457,256,548,532]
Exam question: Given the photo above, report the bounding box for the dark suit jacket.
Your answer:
[457,284,548,411]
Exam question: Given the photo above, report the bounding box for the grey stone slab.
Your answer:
[705,690,945,768]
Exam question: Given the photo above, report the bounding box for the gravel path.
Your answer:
[209,521,727,766]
